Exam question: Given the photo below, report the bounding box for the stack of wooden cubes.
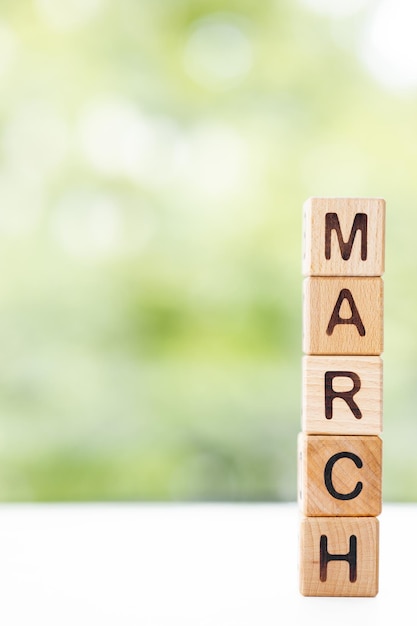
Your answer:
[298,197,385,597]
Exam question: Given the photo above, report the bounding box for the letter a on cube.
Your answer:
[303,277,383,355]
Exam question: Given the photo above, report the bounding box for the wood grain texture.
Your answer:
[302,355,383,434]
[302,197,385,277]
[303,277,383,355]
[299,516,379,597]
[298,434,382,517]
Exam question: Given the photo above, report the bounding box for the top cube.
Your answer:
[303,197,385,276]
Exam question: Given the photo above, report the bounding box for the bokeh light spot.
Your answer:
[3,101,69,180]
[0,170,43,237]
[298,0,371,18]
[50,188,123,259]
[78,96,186,188]
[183,14,253,90]
[0,20,18,77]
[178,123,251,203]
[78,97,154,178]
[34,0,103,31]
[361,0,417,90]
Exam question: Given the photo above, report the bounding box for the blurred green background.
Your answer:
[0,0,415,501]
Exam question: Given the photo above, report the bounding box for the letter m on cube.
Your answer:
[302,197,385,277]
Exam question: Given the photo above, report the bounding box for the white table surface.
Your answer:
[0,502,411,625]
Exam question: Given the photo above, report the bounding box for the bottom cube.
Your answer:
[299,516,379,597]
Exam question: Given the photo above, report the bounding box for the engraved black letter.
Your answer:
[325,371,362,420]
[320,534,357,582]
[326,289,365,337]
[324,452,363,500]
[325,212,368,261]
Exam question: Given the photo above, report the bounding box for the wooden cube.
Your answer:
[303,197,385,277]
[298,434,382,517]
[303,277,383,355]
[302,355,383,435]
[299,516,379,597]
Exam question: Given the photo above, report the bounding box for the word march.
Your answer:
[298,197,385,597]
